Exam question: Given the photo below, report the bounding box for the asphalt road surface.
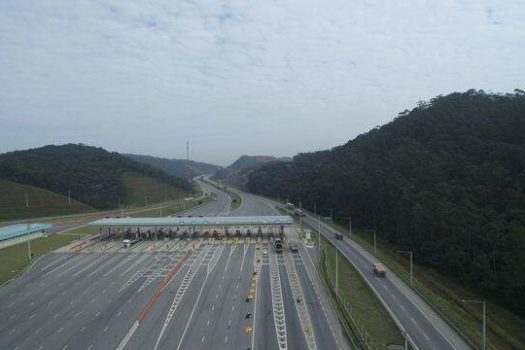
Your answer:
[0,177,347,350]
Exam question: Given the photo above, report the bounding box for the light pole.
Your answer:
[373,229,376,254]
[398,250,413,285]
[27,239,32,261]
[461,299,486,350]
[335,248,339,296]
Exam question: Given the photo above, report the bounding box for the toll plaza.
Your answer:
[87,216,294,241]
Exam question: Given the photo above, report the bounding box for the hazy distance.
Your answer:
[0,0,523,165]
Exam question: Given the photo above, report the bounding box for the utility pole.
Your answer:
[299,201,303,233]
[68,184,71,205]
[186,141,190,161]
[335,248,339,296]
[398,250,413,285]
[27,223,31,261]
[462,299,486,350]
[318,215,322,266]
[25,192,29,208]
[373,229,377,254]
[313,203,316,216]
[349,217,352,240]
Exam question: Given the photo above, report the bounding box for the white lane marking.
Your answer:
[86,344,94,350]
[74,312,82,318]
[175,247,225,350]
[231,306,235,312]
[80,327,86,333]
[207,319,210,325]
[95,312,100,317]
[201,336,205,343]
[8,328,16,335]
[30,313,36,319]
[423,333,430,340]
[35,327,42,334]
[61,345,68,350]
[115,320,139,350]
[224,336,229,343]
[212,305,215,311]
[117,311,122,317]
[9,314,16,319]
[54,313,59,318]
[37,346,43,350]
[58,327,64,333]
[411,317,417,324]
[104,325,109,332]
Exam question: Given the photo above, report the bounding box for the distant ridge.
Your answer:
[124,154,222,179]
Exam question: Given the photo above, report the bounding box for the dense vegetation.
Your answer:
[248,90,525,315]
[0,144,192,209]
[215,155,288,189]
[125,154,222,179]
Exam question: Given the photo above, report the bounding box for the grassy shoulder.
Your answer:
[320,236,405,348]
[327,221,525,350]
[0,179,94,222]
[122,173,186,207]
[0,233,78,285]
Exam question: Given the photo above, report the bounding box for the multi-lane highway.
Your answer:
[247,191,471,350]
[0,176,347,350]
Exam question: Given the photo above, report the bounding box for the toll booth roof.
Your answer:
[0,223,53,242]
[87,216,294,227]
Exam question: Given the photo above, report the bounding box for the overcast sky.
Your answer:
[0,0,523,166]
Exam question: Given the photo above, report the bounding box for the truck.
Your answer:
[274,238,283,254]
[373,263,386,277]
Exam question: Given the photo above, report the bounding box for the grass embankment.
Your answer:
[229,191,241,211]
[0,179,94,222]
[0,233,79,285]
[122,173,186,207]
[319,236,405,349]
[327,222,525,350]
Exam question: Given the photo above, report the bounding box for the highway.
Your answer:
[0,176,347,350]
[249,191,471,350]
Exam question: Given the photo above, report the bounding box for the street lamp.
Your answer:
[398,250,413,285]
[461,299,486,350]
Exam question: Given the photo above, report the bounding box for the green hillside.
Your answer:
[122,173,185,207]
[0,144,193,210]
[0,179,93,221]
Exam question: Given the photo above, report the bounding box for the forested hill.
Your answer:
[124,154,222,179]
[214,155,283,189]
[248,89,525,315]
[0,144,192,209]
